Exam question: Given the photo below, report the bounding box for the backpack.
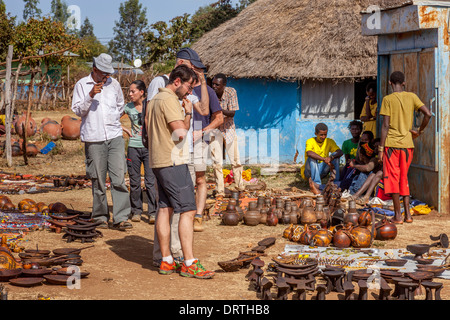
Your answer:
[142,75,169,148]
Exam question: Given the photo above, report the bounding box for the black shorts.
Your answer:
[153,164,197,214]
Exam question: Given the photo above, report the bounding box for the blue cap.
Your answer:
[176,47,206,70]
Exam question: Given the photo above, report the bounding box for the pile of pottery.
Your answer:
[282,199,398,249]
[0,245,91,288]
[248,254,446,300]
[40,115,81,141]
[0,196,51,214]
[0,139,40,157]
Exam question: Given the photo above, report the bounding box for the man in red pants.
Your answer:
[378,71,431,224]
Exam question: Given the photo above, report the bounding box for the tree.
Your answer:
[144,14,191,64]
[189,0,239,42]
[23,0,42,21]
[108,0,148,62]
[0,3,16,62]
[79,17,94,38]
[50,0,68,24]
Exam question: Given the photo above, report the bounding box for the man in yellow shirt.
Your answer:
[379,71,431,224]
[302,123,343,192]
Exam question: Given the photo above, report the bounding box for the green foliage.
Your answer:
[12,17,82,68]
[23,0,42,21]
[50,0,68,24]
[108,0,148,62]
[144,14,191,64]
[0,6,16,62]
[78,35,107,61]
[79,17,94,38]
[189,0,239,42]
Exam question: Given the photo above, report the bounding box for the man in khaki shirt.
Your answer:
[146,65,214,279]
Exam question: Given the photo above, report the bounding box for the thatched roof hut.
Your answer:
[192,0,417,81]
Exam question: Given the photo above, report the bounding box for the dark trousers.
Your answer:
[126,147,157,217]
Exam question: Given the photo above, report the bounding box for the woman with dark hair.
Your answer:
[121,80,157,223]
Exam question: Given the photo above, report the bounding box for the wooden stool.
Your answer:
[378,277,392,300]
[398,282,419,300]
[343,279,355,300]
[275,277,290,300]
[323,270,345,293]
[315,284,327,300]
[422,281,443,300]
[391,277,412,298]
[357,280,368,300]
[260,277,273,300]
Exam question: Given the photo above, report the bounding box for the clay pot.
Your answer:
[11,141,23,157]
[315,203,325,222]
[344,210,359,226]
[0,195,12,209]
[26,143,39,157]
[375,217,398,241]
[290,225,304,242]
[14,112,37,137]
[222,204,240,226]
[301,206,317,225]
[18,199,36,210]
[2,202,15,210]
[333,225,353,248]
[358,210,372,227]
[311,229,333,247]
[41,120,62,140]
[299,225,316,245]
[259,207,268,224]
[280,205,291,224]
[283,224,295,239]
[61,116,81,140]
[244,204,261,226]
[266,207,278,226]
[49,202,67,214]
[350,226,373,248]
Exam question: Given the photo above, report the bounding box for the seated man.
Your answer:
[301,123,343,193]
[340,120,363,181]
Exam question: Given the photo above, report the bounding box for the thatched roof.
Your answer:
[191,0,427,81]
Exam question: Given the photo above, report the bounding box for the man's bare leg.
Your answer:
[178,209,196,261]
[156,207,174,258]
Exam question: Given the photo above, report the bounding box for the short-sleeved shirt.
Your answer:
[123,102,145,148]
[360,100,377,137]
[146,88,189,168]
[342,139,359,160]
[218,86,239,144]
[192,85,222,129]
[379,91,424,149]
[300,137,340,179]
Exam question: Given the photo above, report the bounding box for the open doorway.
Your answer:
[354,78,377,120]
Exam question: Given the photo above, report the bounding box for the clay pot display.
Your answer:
[283,224,295,239]
[14,112,37,137]
[311,228,333,247]
[332,225,353,248]
[222,204,240,226]
[375,216,398,241]
[41,120,62,140]
[244,202,261,226]
[61,116,81,140]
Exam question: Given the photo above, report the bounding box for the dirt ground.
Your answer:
[1,109,450,301]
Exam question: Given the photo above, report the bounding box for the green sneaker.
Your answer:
[180,260,215,279]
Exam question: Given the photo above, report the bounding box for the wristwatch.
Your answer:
[185,112,192,116]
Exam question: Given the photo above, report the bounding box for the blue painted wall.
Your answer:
[227,78,353,166]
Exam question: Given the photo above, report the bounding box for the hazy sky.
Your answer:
[3,0,239,45]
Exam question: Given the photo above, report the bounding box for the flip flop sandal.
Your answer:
[112,221,133,231]
[390,219,404,225]
[404,218,413,223]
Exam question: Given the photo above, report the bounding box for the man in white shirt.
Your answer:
[71,53,132,231]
